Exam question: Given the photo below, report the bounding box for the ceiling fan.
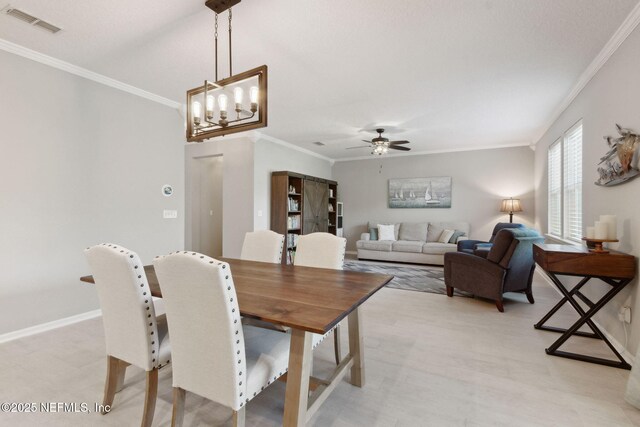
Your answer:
[347,128,411,155]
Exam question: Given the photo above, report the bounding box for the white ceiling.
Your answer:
[1,0,638,159]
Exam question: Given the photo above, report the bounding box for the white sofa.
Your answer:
[356,221,470,266]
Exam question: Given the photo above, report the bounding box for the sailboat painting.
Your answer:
[388,177,452,208]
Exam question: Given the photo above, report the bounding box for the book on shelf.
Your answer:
[287,233,299,248]
[287,214,301,230]
[288,197,299,212]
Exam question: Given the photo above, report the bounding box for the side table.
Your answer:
[533,243,636,369]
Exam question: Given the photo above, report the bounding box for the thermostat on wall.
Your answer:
[162,184,173,197]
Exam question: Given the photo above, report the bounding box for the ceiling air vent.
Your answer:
[5,7,36,24]
[3,5,62,34]
[33,20,62,34]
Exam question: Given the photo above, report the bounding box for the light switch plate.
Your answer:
[163,210,178,219]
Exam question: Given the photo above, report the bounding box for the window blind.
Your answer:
[563,123,582,241]
[548,140,562,236]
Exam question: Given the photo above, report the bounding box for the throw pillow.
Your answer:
[438,229,455,243]
[369,222,400,240]
[369,227,378,241]
[449,230,466,243]
[377,224,396,241]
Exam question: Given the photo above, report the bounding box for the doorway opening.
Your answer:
[190,155,223,257]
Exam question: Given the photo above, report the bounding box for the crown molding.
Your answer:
[532,2,640,145]
[0,38,182,109]
[254,132,335,164]
[333,141,530,162]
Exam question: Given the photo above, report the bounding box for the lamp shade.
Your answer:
[500,198,523,213]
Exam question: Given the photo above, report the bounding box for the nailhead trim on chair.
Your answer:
[159,249,290,408]
[278,235,285,263]
[95,244,170,370]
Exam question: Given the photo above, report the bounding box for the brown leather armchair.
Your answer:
[457,222,525,257]
[444,228,544,312]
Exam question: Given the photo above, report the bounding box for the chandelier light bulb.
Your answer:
[192,101,202,125]
[249,86,258,113]
[218,94,228,112]
[205,95,215,119]
[234,87,244,104]
[218,93,228,124]
[234,87,243,113]
[250,86,259,103]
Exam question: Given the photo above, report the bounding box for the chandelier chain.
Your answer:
[228,8,233,77]
[214,13,219,81]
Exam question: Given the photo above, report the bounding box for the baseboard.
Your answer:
[534,269,635,365]
[0,309,102,345]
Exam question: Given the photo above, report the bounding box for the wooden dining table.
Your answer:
[81,257,393,426]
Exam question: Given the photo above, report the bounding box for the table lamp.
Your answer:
[500,198,523,223]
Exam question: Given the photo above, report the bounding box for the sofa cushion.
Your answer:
[423,242,457,255]
[427,223,445,242]
[357,240,393,252]
[392,240,424,253]
[399,222,428,241]
[368,222,400,240]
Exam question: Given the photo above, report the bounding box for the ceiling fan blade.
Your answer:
[389,140,410,145]
[389,145,411,151]
[346,145,371,150]
[362,140,373,143]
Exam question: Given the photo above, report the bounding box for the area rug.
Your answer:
[343,259,471,297]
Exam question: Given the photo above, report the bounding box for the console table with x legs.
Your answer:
[533,243,636,369]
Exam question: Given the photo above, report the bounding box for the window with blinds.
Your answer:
[563,123,583,241]
[548,140,562,237]
[547,121,582,241]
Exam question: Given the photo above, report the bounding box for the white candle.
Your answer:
[599,215,617,240]
[586,226,595,239]
[595,221,608,240]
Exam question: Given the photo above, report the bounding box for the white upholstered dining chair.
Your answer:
[153,251,291,427]
[84,244,170,427]
[294,232,347,364]
[240,230,285,263]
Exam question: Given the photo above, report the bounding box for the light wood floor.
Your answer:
[1,271,639,426]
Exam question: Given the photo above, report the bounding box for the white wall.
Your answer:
[0,50,184,335]
[534,24,640,354]
[253,138,333,230]
[332,147,535,251]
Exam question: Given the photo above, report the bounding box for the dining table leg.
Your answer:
[283,328,313,427]
[348,307,365,387]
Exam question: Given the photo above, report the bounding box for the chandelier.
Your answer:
[186,0,267,142]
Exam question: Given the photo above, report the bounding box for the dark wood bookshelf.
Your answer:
[271,171,338,264]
